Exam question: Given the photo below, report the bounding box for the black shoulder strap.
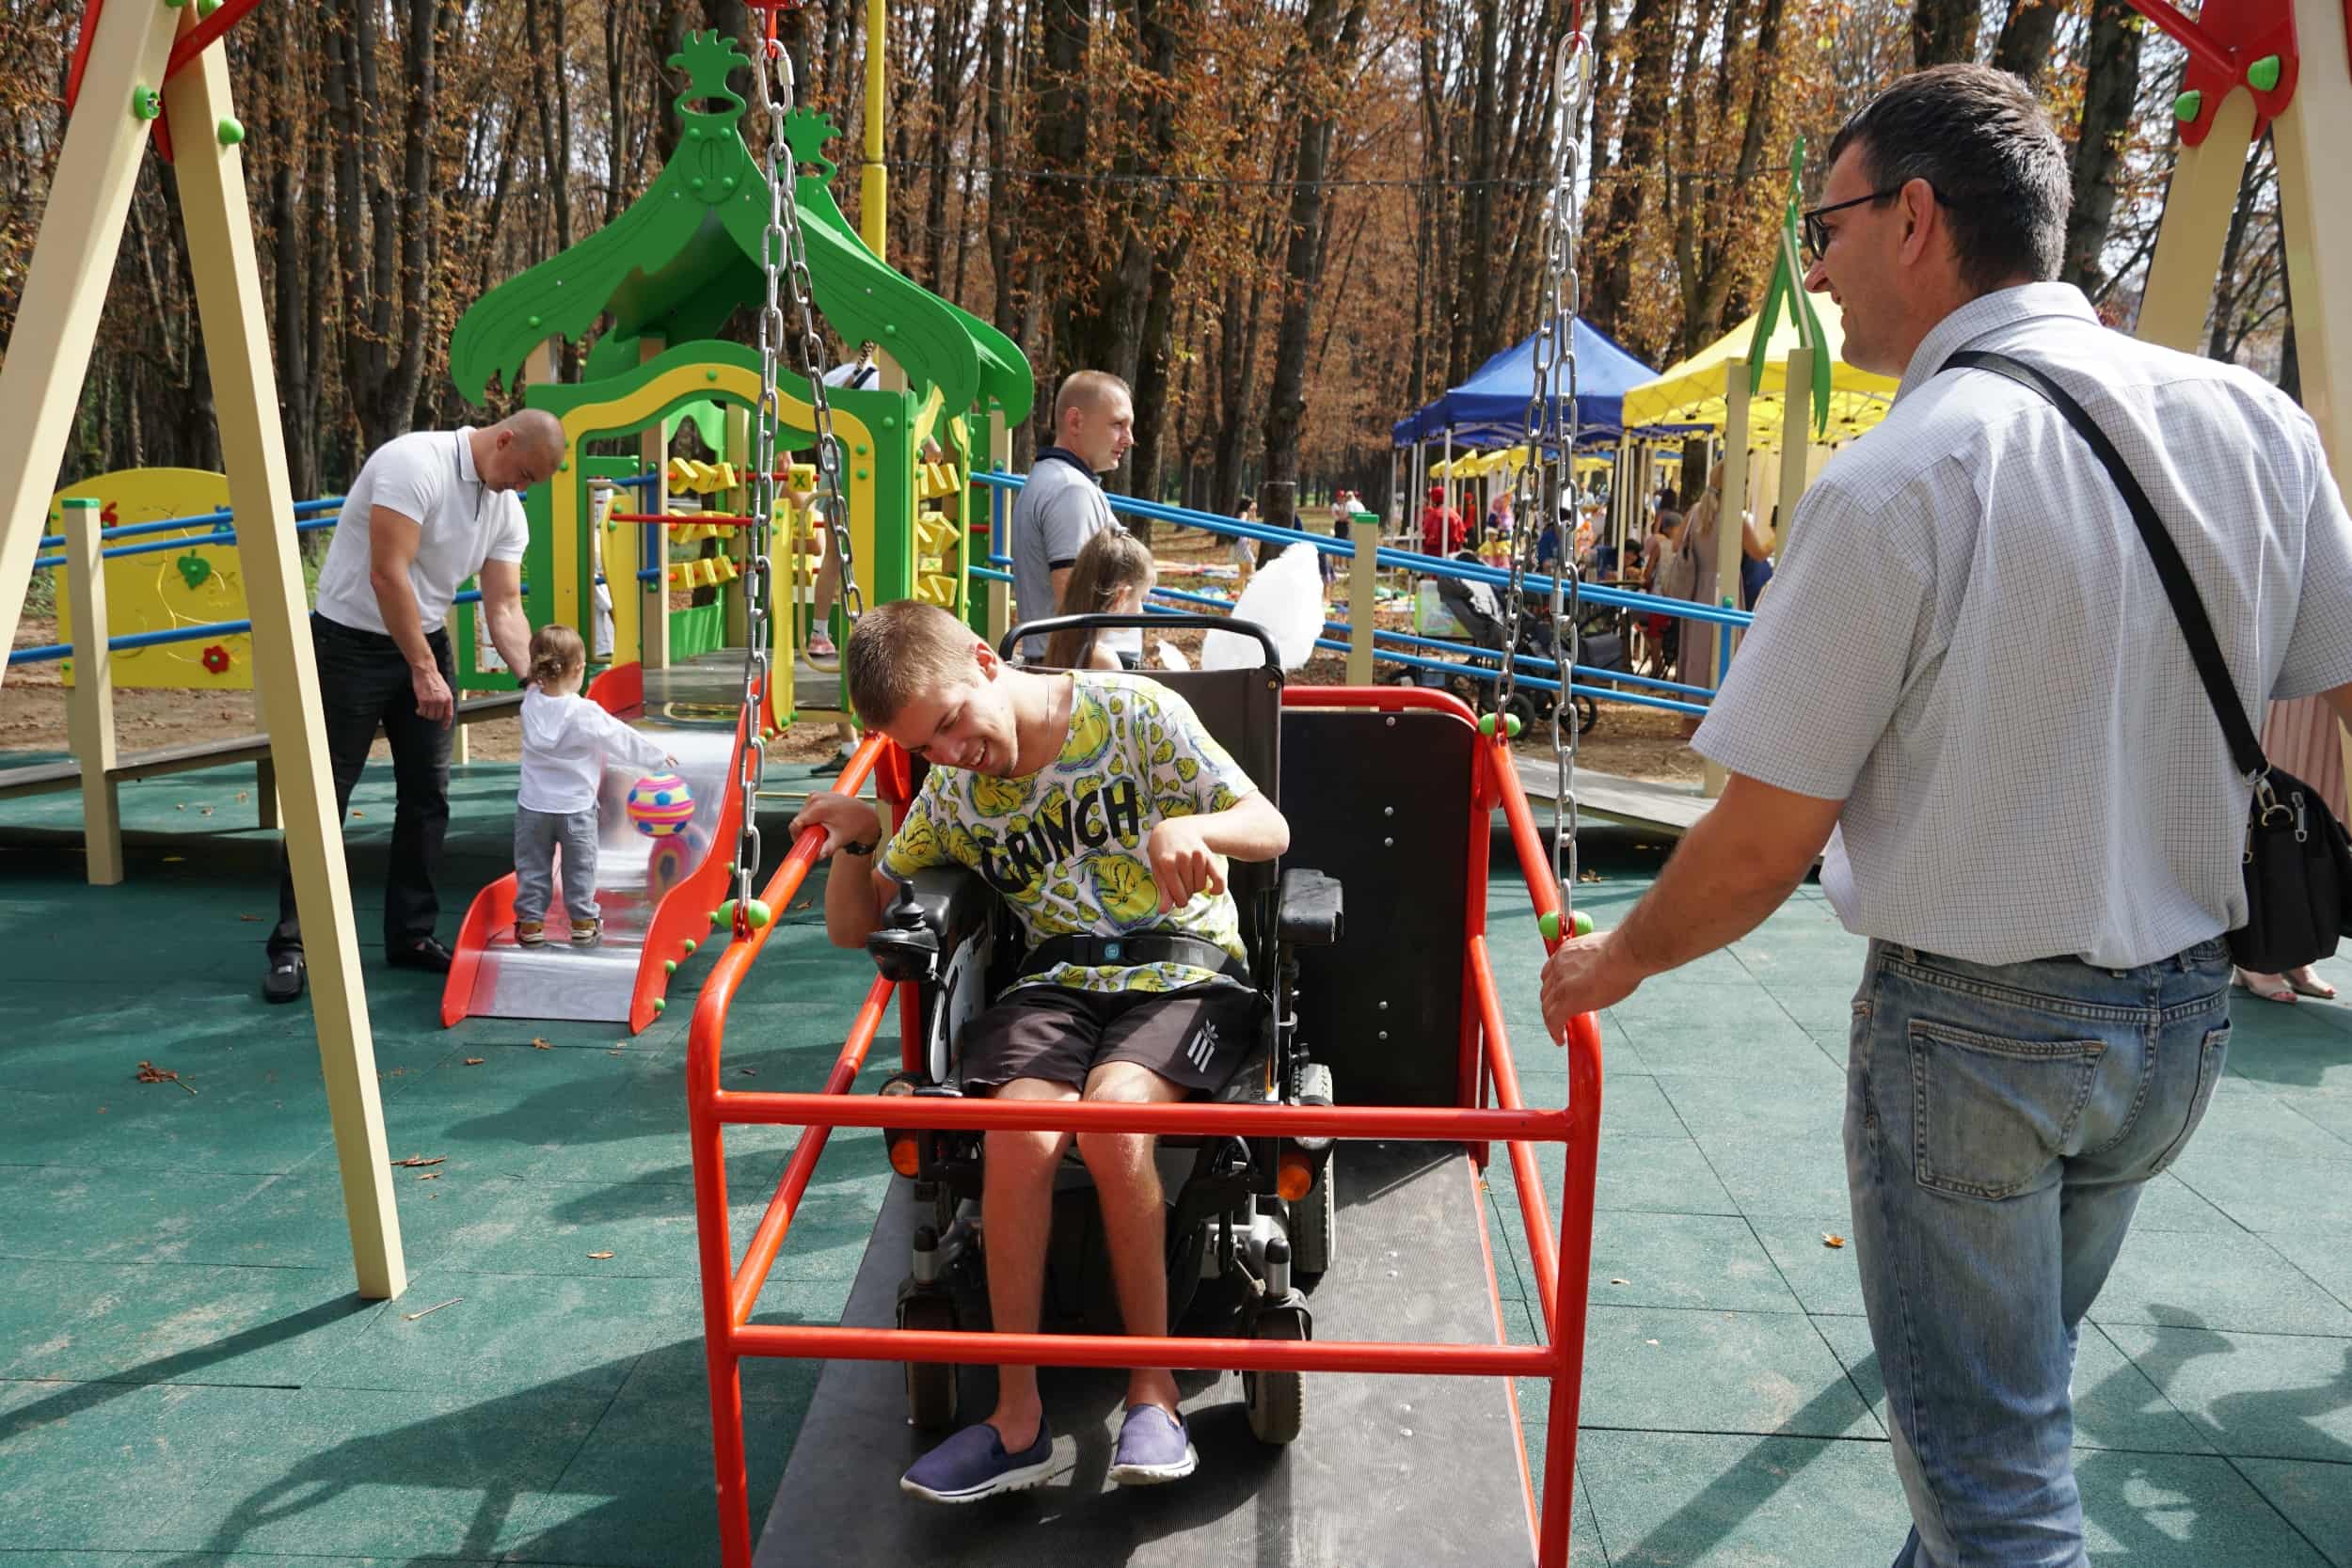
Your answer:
[1941,349,2267,780]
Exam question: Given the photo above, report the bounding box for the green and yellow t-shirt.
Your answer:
[880,673,1257,995]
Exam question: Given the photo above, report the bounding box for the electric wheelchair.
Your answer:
[861,614,1345,1445]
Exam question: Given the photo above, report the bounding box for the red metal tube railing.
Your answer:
[688,688,1605,1568]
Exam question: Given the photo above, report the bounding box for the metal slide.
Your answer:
[440,658,755,1034]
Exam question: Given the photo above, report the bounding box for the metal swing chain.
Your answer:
[1550,40,1592,907]
[1502,37,1592,913]
[729,32,857,932]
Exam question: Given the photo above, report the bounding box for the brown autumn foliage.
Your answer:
[0,0,2292,559]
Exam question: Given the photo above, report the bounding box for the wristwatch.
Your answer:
[838,839,875,858]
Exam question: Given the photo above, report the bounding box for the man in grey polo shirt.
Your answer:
[1537,66,2352,1567]
[1012,370,1135,658]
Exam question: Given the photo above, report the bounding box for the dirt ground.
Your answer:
[5,536,1700,784]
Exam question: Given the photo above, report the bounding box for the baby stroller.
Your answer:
[1404,554,1605,736]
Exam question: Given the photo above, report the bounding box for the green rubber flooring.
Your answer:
[2,761,2348,1566]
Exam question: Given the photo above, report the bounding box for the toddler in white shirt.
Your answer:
[515,624,672,945]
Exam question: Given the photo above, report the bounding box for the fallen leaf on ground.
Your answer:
[135,1060,199,1096]
[351,810,364,819]
[530,1037,552,1050]
[464,1057,485,1067]
[1609,1277,1629,1286]
[403,1297,462,1323]
[791,899,812,911]
[390,1155,446,1168]
[237,913,263,922]
[587,1251,614,1260]
[199,806,214,816]
[1822,1233,1846,1249]
[738,1067,757,1076]
[418,1172,440,1180]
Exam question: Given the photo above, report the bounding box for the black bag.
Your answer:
[1945,350,2352,973]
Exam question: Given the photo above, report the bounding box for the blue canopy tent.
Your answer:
[1391,318,1661,447]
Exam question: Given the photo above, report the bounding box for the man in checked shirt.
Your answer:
[1540,65,2352,1568]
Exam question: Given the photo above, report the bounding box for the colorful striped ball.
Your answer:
[627,773,696,838]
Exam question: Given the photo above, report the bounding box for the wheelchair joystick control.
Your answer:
[866,873,944,983]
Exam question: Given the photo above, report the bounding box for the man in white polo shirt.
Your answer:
[263,410,561,1003]
[1534,66,2352,1566]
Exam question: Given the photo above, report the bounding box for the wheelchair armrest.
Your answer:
[1276,867,1343,948]
[866,865,994,984]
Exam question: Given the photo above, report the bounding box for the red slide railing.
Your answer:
[687,689,1604,1568]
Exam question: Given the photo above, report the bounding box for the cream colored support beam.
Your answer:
[2274,0,2352,794]
[167,23,404,1299]
[2137,91,2259,353]
[1776,353,1816,552]
[62,499,123,883]
[0,3,180,677]
[1701,376,1756,802]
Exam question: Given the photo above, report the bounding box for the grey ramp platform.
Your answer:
[755,1139,1538,1568]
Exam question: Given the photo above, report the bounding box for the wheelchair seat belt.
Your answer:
[1017,932,1249,985]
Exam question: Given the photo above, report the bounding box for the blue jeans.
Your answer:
[1845,938,2233,1568]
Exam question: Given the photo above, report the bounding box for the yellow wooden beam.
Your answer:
[167,16,405,1298]
[0,1,179,684]
[2138,90,2259,354]
[62,499,123,884]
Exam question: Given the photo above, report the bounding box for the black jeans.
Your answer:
[267,613,455,958]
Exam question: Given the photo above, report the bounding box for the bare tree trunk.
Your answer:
[2060,0,2143,296]
[1912,0,1979,68]
[1990,0,2061,86]
[1258,0,1371,533]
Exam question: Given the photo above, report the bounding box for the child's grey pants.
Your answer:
[514,806,600,925]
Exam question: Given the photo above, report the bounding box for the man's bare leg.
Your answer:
[1076,1059,1188,1418]
[981,1076,1079,1448]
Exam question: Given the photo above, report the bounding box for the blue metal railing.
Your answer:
[8,588,499,667]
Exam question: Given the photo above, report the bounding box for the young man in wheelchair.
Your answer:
[792,600,1292,1503]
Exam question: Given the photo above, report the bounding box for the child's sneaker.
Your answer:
[807,627,837,659]
[516,920,546,946]
[570,919,602,945]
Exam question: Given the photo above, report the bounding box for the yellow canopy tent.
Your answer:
[1620,293,1898,446]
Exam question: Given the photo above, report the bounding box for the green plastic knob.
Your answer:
[1476,712,1523,738]
[198,0,222,15]
[2248,55,2281,92]
[723,176,738,191]
[215,117,244,146]
[744,899,772,929]
[884,324,898,336]
[707,370,719,382]
[164,0,185,8]
[855,468,869,482]
[709,905,728,928]
[1537,910,1596,942]
[691,177,706,191]
[131,87,161,120]
[682,938,698,956]
[882,417,898,430]
[651,997,667,1013]
[664,959,678,974]
[854,443,868,456]
[527,314,542,328]
[2173,88,2203,123]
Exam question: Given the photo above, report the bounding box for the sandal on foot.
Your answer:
[2233,969,2297,1004]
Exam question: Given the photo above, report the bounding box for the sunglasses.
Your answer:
[1801,182,1947,263]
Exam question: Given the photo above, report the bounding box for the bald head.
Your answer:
[1052,371,1135,474]
[474,408,566,493]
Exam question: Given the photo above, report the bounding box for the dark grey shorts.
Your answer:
[960,983,1264,1095]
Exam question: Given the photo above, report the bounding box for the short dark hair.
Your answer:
[844,600,979,728]
[1826,63,2070,293]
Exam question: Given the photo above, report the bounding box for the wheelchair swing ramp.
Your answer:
[754,1139,1537,1568]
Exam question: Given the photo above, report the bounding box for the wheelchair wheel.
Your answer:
[1291,1149,1335,1280]
[1574,693,1599,736]
[899,1291,960,1430]
[1244,1308,1307,1445]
